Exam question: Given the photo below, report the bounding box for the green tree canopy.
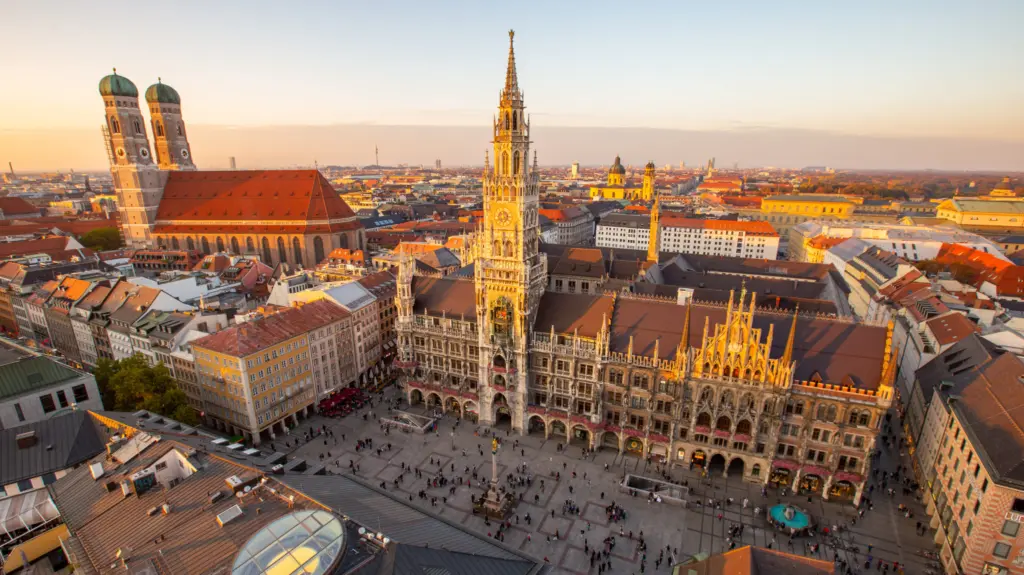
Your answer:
[94,355,198,425]
[78,227,123,251]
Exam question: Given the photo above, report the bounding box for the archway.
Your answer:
[735,419,752,436]
[492,393,511,429]
[603,432,619,449]
[216,237,225,253]
[171,237,180,250]
[528,415,546,436]
[187,237,195,251]
[409,389,423,405]
[829,480,856,501]
[313,236,325,265]
[201,237,211,254]
[570,425,589,446]
[696,412,711,428]
[445,397,461,416]
[676,447,686,461]
[550,420,567,438]
[715,416,731,432]
[492,355,506,369]
[230,237,240,254]
[800,474,824,494]
[708,453,727,475]
[246,237,255,254]
[624,436,644,455]
[464,401,478,423]
[691,449,707,467]
[727,457,745,478]
[426,393,441,408]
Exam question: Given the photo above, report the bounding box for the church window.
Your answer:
[246,237,255,253]
[109,117,120,134]
[513,151,520,175]
[133,119,142,135]
[171,237,179,250]
[155,121,164,137]
[504,113,510,130]
[201,237,211,255]
[512,112,518,131]
[187,237,195,251]
[340,234,349,249]
[277,237,287,263]
[177,124,183,137]
[502,152,510,175]
[313,236,325,264]
[216,237,225,252]
[230,237,241,254]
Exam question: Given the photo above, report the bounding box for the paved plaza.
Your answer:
[273,389,939,574]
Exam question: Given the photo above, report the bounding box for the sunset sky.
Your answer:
[1,0,1022,171]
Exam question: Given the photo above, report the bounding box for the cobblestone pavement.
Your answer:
[272,389,939,575]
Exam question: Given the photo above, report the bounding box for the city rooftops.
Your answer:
[193,299,350,357]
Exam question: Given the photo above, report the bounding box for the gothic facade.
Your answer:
[394,32,894,506]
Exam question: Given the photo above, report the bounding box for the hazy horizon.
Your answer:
[3,123,1023,174]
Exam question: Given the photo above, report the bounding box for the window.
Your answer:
[17,479,33,492]
[56,389,69,408]
[1001,520,1020,537]
[14,402,24,422]
[39,394,56,413]
[993,542,1011,559]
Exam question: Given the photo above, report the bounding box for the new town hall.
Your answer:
[394,32,894,505]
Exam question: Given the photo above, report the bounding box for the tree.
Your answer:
[94,355,198,425]
[79,227,123,251]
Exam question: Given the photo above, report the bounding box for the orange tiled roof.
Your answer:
[193,299,350,357]
[924,313,979,346]
[0,197,41,216]
[154,170,361,233]
[808,236,851,250]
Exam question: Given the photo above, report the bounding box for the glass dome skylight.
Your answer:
[232,510,345,575]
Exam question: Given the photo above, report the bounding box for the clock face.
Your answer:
[116,147,126,158]
[495,208,512,226]
[181,149,190,159]
[139,147,149,158]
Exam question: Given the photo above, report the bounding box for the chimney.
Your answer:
[16,431,37,449]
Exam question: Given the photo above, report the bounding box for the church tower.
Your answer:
[145,80,195,171]
[475,30,547,430]
[647,189,660,263]
[642,160,656,200]
[99,69,165,248]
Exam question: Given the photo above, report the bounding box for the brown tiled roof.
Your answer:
[0,197,41,216]
[193,299,350,357]
[0,261,21,281]
[411,276,476,319]
[924,313,979,346]
[680,545,835,575]
[49,440,325,575]
[0,236,94,261]
[154,170,361,233]
[534,293,614,338]
[951,352,1024,484]
[74,284,111,312]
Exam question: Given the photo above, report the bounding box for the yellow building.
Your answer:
[191,300,350,445]
[761,194,856,218]
[936,197,1024,229]
[988,176,1017,198]
[589,156,655,201]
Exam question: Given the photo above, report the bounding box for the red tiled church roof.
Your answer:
[154,170,361,234]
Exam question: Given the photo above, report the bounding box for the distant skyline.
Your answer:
[1,0,1023,171]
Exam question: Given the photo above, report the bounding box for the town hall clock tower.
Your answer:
[474,31,547,430]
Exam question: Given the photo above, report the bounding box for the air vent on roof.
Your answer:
[90,461,105,480]
[209,490,226,505]
[216,504,244,527]
[16,431,37,449]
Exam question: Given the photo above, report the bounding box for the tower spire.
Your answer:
[647,190,661,263]
[782,304,799,366]
[503,29,520,100]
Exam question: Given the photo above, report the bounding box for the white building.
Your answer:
[596,212,780,259]
[790,221,1007,263]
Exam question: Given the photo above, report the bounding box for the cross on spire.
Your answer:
[503,29,520,101]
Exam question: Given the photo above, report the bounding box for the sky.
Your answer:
[1,0,1023,171]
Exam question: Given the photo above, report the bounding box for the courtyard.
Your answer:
[277,388,937,574]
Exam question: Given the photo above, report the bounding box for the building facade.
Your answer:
[596,212,779,259]
[395,32,893,505]
[589,158,656,201]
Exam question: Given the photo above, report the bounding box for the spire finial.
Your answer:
[158,76,161,84]
[112,67,117,74]
[503,30,519,98]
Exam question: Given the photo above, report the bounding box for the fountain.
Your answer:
[768,503,812,534]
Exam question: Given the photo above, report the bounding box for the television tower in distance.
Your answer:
[229,156,236,170]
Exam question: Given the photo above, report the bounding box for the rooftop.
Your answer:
[193,299,351,357]
[0,410,106,486]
